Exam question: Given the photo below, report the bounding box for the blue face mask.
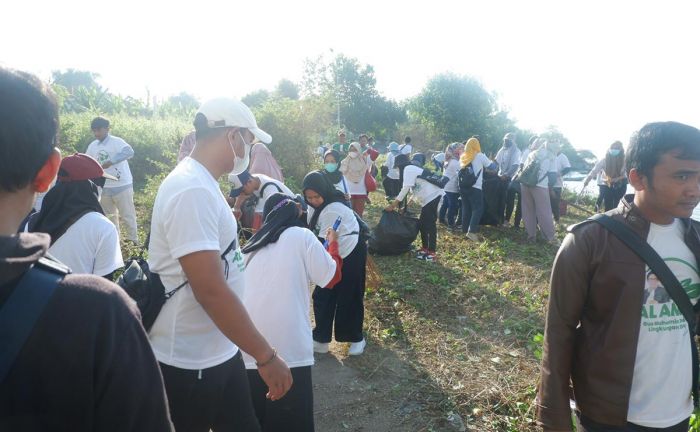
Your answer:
[609,149,621,157]
[324,163,338,173]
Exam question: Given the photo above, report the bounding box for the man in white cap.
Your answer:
[147,98,292,431]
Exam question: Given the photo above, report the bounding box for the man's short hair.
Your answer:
[359,134,368,140]
[193,113,229,141]
[404,136,411,144]
[90,116,110,130]
[0,68,58,192]
[626,121,700,180]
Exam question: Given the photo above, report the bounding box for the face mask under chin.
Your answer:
[229,132,251,176]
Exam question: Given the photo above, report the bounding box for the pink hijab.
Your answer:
[248,142,284,182]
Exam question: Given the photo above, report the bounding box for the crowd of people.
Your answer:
[3,65,700,432]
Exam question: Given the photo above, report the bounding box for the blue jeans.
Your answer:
[439,192,460,226]
[460,187,483,233]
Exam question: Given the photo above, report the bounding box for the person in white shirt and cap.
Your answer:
[147,98,292,431]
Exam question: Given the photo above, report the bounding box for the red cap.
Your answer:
[57,153,118,183]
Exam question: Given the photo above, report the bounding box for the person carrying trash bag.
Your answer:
[385,153,444,262]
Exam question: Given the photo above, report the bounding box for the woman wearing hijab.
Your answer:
[242,193,342,432]
[439,142,464,227]
[520,139,559,245]
[386,153,444,261]
[583,141,627,211]
[321,149,350,202]
[382,142,402,199]
[459,137,497,241]
[339,142,371,216]
[27,153,123,278]
[249,141,284,182]
[303,171,368,356]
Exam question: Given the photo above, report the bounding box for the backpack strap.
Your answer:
[260,182,283,197]
[0,258,68,383]
[589,213,700,406]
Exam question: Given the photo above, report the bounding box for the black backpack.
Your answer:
[458,163,482,191]
[118,239,237,331]
[418,168,449,189]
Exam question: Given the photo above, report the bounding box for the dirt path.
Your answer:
[312,341,459,432]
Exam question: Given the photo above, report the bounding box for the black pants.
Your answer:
[247,366,314,432]
[596,185,605,211]
[495,177,510,224]
[505,184,522,227]
[419,196,440,251]
[550,187,563,222]
[159,351,260,432]
[603,181,627,211]
[313,239,367,343]
[576,414,689,432]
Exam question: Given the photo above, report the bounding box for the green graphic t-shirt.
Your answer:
[627,219,700,427]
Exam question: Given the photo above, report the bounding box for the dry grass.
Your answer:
[358,192,589,431]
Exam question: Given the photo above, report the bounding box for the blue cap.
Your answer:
[228,169,252,198]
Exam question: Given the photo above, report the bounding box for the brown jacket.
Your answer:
[536,196,700,430]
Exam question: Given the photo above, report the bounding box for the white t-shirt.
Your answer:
[86,135,134,188]
[627,219,700,427]
[307,202,359,259]
[553,153,571,188]
[400,143,413,155]
[520,148,531,165]
[242,227,336,369]
[384,152,400,180]
[343,155,371,195]
[463,153,492,190]
[48,212,123,276]
[396,165,444,207]
[148,157,245,370]
[252,174,295,213]
[443,159,461,193]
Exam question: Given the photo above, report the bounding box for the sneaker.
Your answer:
[415,248,429,259]
[348,339,366,356]
[502,221,511,228]
[466,232,481,242]
[424,252,437,262]
[313,341,329,354]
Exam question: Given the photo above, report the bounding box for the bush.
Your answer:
[254,97,333,190]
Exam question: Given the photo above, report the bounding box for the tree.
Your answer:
[165,92,199,111]
[539,126,590,170]
[409,73,495,147]
[242,89,270,109]
[275,79,300,100]
[51,69,102,93]
[301,53,405,137]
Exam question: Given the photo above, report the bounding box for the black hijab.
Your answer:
[394,153,411,186]
[322,149,343,185]
[241,193,305,255]
[302,170,347,232]
[28,179,104,245]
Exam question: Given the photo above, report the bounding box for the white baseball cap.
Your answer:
[195,98,272,144]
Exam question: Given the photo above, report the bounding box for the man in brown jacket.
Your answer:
[538,121,700,432]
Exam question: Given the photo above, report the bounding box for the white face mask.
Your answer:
[228,131,251,175]
[348,151,359,159]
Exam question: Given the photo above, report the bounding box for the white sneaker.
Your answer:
[348,339,366,356]
[466,232,481,242]
[313,341,329,354]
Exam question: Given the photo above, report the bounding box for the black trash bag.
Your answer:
[480,173,502,226]
[369,210,420,255]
